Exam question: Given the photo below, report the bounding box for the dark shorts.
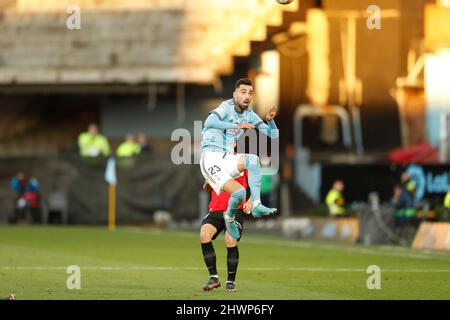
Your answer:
[201,210,245,241]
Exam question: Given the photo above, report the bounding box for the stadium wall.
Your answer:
[412,222,450,251]
[0,155,201,224]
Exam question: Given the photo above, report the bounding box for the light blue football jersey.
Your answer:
[201,99,265,153]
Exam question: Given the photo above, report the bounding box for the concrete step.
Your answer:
[0,1,298,83]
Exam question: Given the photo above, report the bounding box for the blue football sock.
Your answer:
[244,154,261,203]
[225,188,246,218]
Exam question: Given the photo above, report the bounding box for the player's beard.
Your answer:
[234,99,250,113]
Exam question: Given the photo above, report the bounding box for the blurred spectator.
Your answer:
[325,180,348,217]
[116,134,141,157]
[444,186,450,222]
[390,184,403,208]
[401,171,416,199]
[9,172,41,224]
[137,132,153,154]
[78,123,111,157]
[396,172,417,223]
[391,174,419,241]
[391,174,417,242]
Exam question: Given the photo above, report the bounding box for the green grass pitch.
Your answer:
[0,226,449,300]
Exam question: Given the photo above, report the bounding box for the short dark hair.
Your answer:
[235,78,253,89]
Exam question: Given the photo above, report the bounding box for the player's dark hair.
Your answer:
[235,78,253,89]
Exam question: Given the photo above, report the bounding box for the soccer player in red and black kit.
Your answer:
[200,171,252,292]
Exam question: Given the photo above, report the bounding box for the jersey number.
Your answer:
[208,165,221,175]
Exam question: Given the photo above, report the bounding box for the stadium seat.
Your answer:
[42,190,69,225]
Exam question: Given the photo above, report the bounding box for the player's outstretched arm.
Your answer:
[204,113,237,130]
[204,113,255,131]
[258,119,279,139]
[263,105,279,138]
[250,105,279,139]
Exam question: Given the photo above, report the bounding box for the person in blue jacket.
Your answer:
[10,172,41,224]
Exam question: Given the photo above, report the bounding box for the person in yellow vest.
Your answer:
[116,134,141,157]
[78,123,111,157]
[444,186,450,222]
[399,171,417,221]
[325,180,347,217]
[401,172,416,198]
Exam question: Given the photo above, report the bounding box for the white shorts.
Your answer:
[200,151,244,195]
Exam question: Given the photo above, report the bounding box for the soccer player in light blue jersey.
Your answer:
[200,78,279,240]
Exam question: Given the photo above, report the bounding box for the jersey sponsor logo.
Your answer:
[226,118,246,136]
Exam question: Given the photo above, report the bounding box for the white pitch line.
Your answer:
[119,228,450,261]
[1,266,449,273]
[243,238,450,262]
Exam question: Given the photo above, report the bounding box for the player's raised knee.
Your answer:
[244,154,260,169]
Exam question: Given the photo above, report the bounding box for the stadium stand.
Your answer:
[0,0,297,85]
